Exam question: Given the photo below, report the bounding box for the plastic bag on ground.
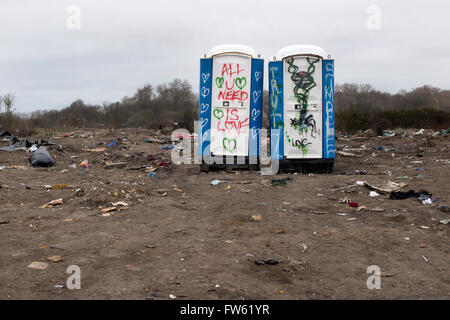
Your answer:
[29,147,54,167]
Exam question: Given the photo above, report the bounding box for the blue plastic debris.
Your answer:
[160,145,175,151]
[107,140,117,147]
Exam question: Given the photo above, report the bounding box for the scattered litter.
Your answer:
[82,147,106,152]
[349,202,359,208]
[369,191,380,197]
[160,145,175,151]
[157,161,171,168]
[414,129,424,135]
[106,140,117,147]
[29,147,54,167]
[340,197,351,204]
[111,201,129,207]
[80,159,91,168]
[47,256,63,263]
[225,185,231,191]
[101,207,117,213]
[211,180,226,186]
[439,219,450,225]
[370,207,384,212]
[169,294,176,299]
[271,179,287,186]
[104,162,127,169]
[51,184,68,190]
[336,151,360,157]
[148,172,157,178]
[364,181,407,194]
[251,215,262,222]
[254,259,279,266]
[337,213,348,216]
[347,218,357,221]
[28,262,48,270]
[357,206,368,211]
[40,198,63,208]
[422,256,428,263]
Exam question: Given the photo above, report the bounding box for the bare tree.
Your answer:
[1,92,16,131]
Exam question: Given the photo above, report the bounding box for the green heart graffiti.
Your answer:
[215,77,224,88]
[213,108,224,120]
[223,138,237,152]
[235,77,247,90]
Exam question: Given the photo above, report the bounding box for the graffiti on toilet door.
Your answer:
[284,56,323,158]
[211,55,251,156]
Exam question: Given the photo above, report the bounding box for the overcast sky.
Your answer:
[1,0,449,113]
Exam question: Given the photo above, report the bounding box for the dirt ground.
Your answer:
[0,128,449,300]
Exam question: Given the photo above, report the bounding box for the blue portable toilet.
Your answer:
[269,45,335,173]
[198,44,264,171]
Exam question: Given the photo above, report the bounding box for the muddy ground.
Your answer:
[0,128,449,299]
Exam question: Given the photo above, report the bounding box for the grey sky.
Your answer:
[1,0,449,113]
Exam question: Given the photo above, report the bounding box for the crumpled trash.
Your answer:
[29,147,54,167]
[147,154,158,161]
[414,129,425,135]
[79,159,92,168]
[369,191,380,197]
[0,130,12,137]
[39,198,63,208]
[107,140,117,147]
[157,161,171,168]
[271,179,287,186]
[0,135,54,152]
[349,202,359,207]
[418,194,435,204]
[148,172,157,178]
[383,131,396,137]
[211,179,226,186]
[389,189,433,202]
[160,144,175,151]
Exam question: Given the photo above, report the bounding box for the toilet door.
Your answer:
[210,54,252,157]
[283,55,323,159]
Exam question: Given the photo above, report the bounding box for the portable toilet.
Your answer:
[198,44,264,171]
[268,45,335,173]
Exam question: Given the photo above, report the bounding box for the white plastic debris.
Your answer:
[211,179,226,186]
[369,191,380,197]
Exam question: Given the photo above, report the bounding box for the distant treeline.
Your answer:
[1,81,449,135]
[335,84,450,132]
